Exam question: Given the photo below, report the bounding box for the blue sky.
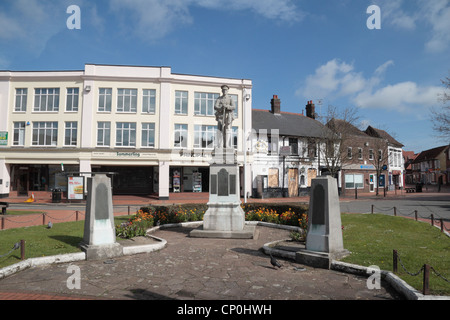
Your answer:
[1,0,449,153]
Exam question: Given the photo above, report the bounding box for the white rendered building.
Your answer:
[0,64,252,200]
[251,97,334,198]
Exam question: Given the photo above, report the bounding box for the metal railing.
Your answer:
[1,206,138,230]
[393,249,449,295]
[371,204,450,233]
[0,240,25,260]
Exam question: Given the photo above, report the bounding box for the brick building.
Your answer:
[327,120,404,195]
[411,145,450,185]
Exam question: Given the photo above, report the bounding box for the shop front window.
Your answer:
[345,174,364,189]
[11,164,80,193]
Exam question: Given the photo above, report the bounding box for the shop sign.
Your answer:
[116,152,140,157]
[179,150,212,158]
[343,164,375,170]
[360,165,375,170]
[92,152,157,158]
[280,146,291,156]
[0,132,7,146]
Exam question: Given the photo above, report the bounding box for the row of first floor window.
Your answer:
[408,171,448,185]
[347,147,383,162]
[13,87,240,118]
[346,148,402,167]
[11,121,239,149]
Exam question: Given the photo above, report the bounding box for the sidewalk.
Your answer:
[4,184,449,205]
[1,188,449,230]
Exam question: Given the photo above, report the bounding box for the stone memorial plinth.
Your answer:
[80,174,123,260]
[296,175,349,268]
[191,150,255,239]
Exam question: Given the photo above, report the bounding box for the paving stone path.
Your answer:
[0,226,400,300]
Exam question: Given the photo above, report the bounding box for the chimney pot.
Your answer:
[271,95,281,114]
[306,100,316,119]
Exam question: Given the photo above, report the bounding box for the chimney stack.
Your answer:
[306,100,316,119]
[271,95,281,114]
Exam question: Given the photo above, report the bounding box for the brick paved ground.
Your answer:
[0,225,401,301]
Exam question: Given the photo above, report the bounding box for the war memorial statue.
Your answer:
[190,85,254,239]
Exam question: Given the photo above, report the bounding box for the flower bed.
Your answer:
[117,203,308,239]
[115,209,155,239]
[242,203,308,230]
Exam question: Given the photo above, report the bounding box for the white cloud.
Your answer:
[374,60,394,76]
[108,0,303,42]
[419,0,450,53]
[88,4,106,33]
[195,0,303,22]
[109,0,193,41]
[353,81,442,111]
[374,0,450,53]
[0,0,62,49]
[297,59,370,99]
[380,0,417,30]
[0,0,97,67]
[298,58,442,114]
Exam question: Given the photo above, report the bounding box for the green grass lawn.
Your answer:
[4,210,46,216]
[0,216,130,269]
[341,213,450,296]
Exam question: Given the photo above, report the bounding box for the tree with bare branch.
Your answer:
[431,75,450,140]
[365,137,390,195]
[319,105,360,178]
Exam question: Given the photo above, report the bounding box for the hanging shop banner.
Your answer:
[193,172,202,192]
[173,170,181,193]
[68,176,84,200]
[0,132,8,146]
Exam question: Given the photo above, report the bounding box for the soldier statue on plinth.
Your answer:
[190,84,254,239]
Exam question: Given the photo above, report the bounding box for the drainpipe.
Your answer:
[283,137,287,197]
[243,86,249,203]
[243,88,247,204]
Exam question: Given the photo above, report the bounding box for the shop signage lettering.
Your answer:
[116,152,140,157]
[92,152,157,158]
[179,150,211,158]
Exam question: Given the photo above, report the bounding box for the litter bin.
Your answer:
[415,183,422,193]
[52,189,62,203]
